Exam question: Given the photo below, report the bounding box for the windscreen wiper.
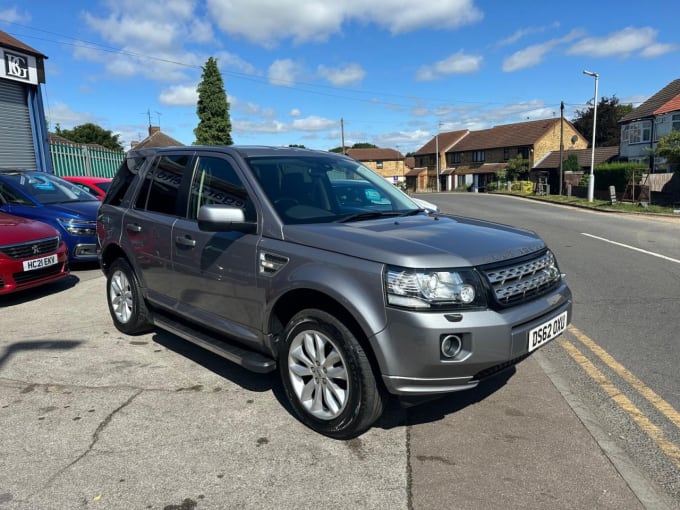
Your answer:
[336,210,419,223]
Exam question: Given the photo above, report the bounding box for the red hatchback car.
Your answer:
[62,176,112,201]
[0,212,69,295]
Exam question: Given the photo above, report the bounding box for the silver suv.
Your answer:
[97,146,572,439]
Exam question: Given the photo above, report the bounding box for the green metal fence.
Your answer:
[50,142,125,178]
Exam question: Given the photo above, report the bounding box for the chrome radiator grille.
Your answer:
[482,251,561,306]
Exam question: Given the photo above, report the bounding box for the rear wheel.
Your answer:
[279,309,384,439]
[106,258,152,335]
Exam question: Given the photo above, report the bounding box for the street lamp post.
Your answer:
[435,131,440,192]
[583,70,599,202]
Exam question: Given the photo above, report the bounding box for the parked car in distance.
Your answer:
[98,146,572,439]
[62,176,112,200]
[0,212,69,295]
[0,170,99,262]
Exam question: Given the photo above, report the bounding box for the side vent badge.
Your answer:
[259,252,289,275]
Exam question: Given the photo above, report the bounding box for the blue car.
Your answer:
[0,170,99,262]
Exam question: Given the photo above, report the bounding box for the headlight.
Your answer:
[57,218,96,236]
[384,266,486,309]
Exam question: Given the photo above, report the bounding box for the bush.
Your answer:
[593,162,647,191]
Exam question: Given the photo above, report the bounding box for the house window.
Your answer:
[376,160,383,169]
[472,150,485,162]
[503,148,510,161]
[672,114,680,132]
[518,146,530,159]
[451,152,461,164]
[625,121,652,144]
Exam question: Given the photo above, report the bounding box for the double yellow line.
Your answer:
[561,325,680,469]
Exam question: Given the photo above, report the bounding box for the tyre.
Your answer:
[106,258,152,335]
[279,309,384,439]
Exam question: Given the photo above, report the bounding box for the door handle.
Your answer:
[126,223,142,232]
[175,236,196,247]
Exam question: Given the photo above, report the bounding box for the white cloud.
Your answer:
[159,84,198,106]
[496,22,560,47]
[268,59,302,86]
[0,6,31,23]
[317,63,366,86]
[502,29,583,72]
[503,43,555,72]
[78,1,209,80]
[290,109,302,117]
[566,26,674,58]
[641,43,677,58]
[214,51,258,76]
[417,51,482,81]
[206,0,482,46]
[374,129,432,149]
[292,116,337,131]
[45,101,98,130]
[233,119,289,134]
[231,115,337,137]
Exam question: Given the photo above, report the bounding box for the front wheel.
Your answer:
[106,258,152,335]
[279,309,384,439]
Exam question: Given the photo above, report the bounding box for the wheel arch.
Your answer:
[99,243,129,276]
[269,289,386,390]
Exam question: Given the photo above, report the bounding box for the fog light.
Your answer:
[441,335,462,358]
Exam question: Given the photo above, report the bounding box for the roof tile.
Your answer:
[620,78,680,122]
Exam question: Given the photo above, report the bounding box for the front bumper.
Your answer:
[370,281,572,396]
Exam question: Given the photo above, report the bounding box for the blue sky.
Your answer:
[2,0,679,153]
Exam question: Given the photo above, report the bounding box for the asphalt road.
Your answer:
[1,198,679,509]
[419,192,680,504]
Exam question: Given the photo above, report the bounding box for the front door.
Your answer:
[171,153,263,348]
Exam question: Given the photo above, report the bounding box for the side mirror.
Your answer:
[197,205,257,233]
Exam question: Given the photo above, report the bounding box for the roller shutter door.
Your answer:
[0,80,36,169]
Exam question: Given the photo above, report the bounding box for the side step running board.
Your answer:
[153,315,277,373]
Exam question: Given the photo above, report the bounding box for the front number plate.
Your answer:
[528,311,568,352]
[22,254,58,272]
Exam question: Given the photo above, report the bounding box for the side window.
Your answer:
[0,182,32,206]
[135,154,190,214]
[188,156,255,222]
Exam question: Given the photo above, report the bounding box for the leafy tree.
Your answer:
[194,57,233,145]
[572,96,633,147]
[655,131,680,172]
[55,123,124,151]
[505,156,530,181]
[328,142,378,153]
[562,153,581,172]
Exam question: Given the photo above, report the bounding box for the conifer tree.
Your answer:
[194,57,233,145]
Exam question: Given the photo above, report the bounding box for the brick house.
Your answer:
[131,125,184,149]
[345,147,407,186]
[414,118,588,192]
[619,78,680,173]
[533,146,620,192]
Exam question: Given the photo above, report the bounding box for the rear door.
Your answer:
[171,153,264,348]
[123,152,193,309]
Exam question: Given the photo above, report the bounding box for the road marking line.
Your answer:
[568,325,680,431]
[581,233,680,264]
[561,340,680,469]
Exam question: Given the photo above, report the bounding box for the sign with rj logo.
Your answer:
[5,51,29,80]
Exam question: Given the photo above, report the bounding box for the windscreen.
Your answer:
[4,172,98,204]
[246,155,420,224]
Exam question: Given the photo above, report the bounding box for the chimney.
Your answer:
[149,125,160,136]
